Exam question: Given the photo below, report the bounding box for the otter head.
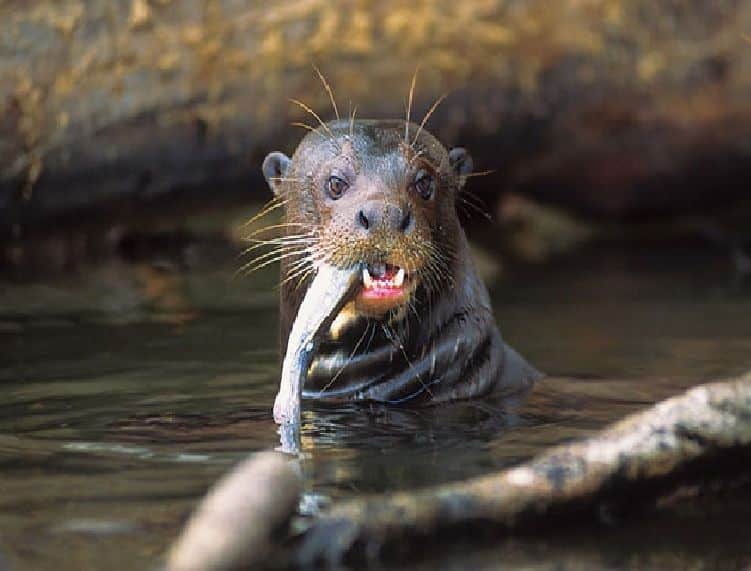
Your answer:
[262,120,473,320]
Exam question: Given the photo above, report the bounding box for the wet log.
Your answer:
[167,452,302,571]
[168,374,751,568]
[2,0,751,236]
[293,373,751,566]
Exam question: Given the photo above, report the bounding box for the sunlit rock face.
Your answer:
[2,0,751,235]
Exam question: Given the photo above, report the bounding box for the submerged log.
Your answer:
[2,0,751,236]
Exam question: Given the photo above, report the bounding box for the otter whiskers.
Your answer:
[313,64,340,121]
[412,92,448,149]
[404,66,419,144]
[288,98,340,150]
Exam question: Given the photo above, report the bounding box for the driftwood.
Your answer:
[167,452,302,571]
[168,373,751,569]
[294,374,751,566]
[2,0,751,235]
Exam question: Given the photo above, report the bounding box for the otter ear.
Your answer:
[449,148,473,182]
[262,152,292,195]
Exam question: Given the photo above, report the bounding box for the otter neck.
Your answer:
[301,230,477,402]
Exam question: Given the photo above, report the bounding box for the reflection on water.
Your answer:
[0,244,749,569]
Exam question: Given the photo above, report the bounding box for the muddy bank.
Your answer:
[2,0,751,237]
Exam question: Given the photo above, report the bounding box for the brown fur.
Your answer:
[262,119,541,404]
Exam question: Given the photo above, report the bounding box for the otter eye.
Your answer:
[414,170,435,200]
[326,175,348,199]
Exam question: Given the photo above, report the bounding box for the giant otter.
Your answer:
[261,119,541,409]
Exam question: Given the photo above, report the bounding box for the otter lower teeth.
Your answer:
[362,265,406,289]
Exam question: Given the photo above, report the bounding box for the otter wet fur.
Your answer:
[257,99,541,406]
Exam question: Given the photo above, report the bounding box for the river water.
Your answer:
[1,236,750,569]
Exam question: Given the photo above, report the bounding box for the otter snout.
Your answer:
[356,201,414,235]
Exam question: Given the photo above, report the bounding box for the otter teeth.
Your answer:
[362,267,374,288]
[362,265,406,289]
[393,268,405,287]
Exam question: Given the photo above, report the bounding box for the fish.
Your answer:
[273,263,361,426]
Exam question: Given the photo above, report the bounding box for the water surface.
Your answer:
[1,242,749,569]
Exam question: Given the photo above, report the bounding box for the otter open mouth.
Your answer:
[360,262,406,300]
[354,262,413,317]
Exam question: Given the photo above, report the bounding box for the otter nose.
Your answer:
[356,201,413,234]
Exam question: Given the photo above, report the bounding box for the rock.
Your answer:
[2,0,751,236]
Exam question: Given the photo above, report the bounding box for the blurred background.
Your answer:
[2,0,751,273]
[1,2,751,569]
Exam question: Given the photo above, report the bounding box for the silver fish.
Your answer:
[273,262,361,426]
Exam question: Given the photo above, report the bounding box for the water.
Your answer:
[1,240,750,569]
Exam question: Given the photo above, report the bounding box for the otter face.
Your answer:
[263,120,473,319]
